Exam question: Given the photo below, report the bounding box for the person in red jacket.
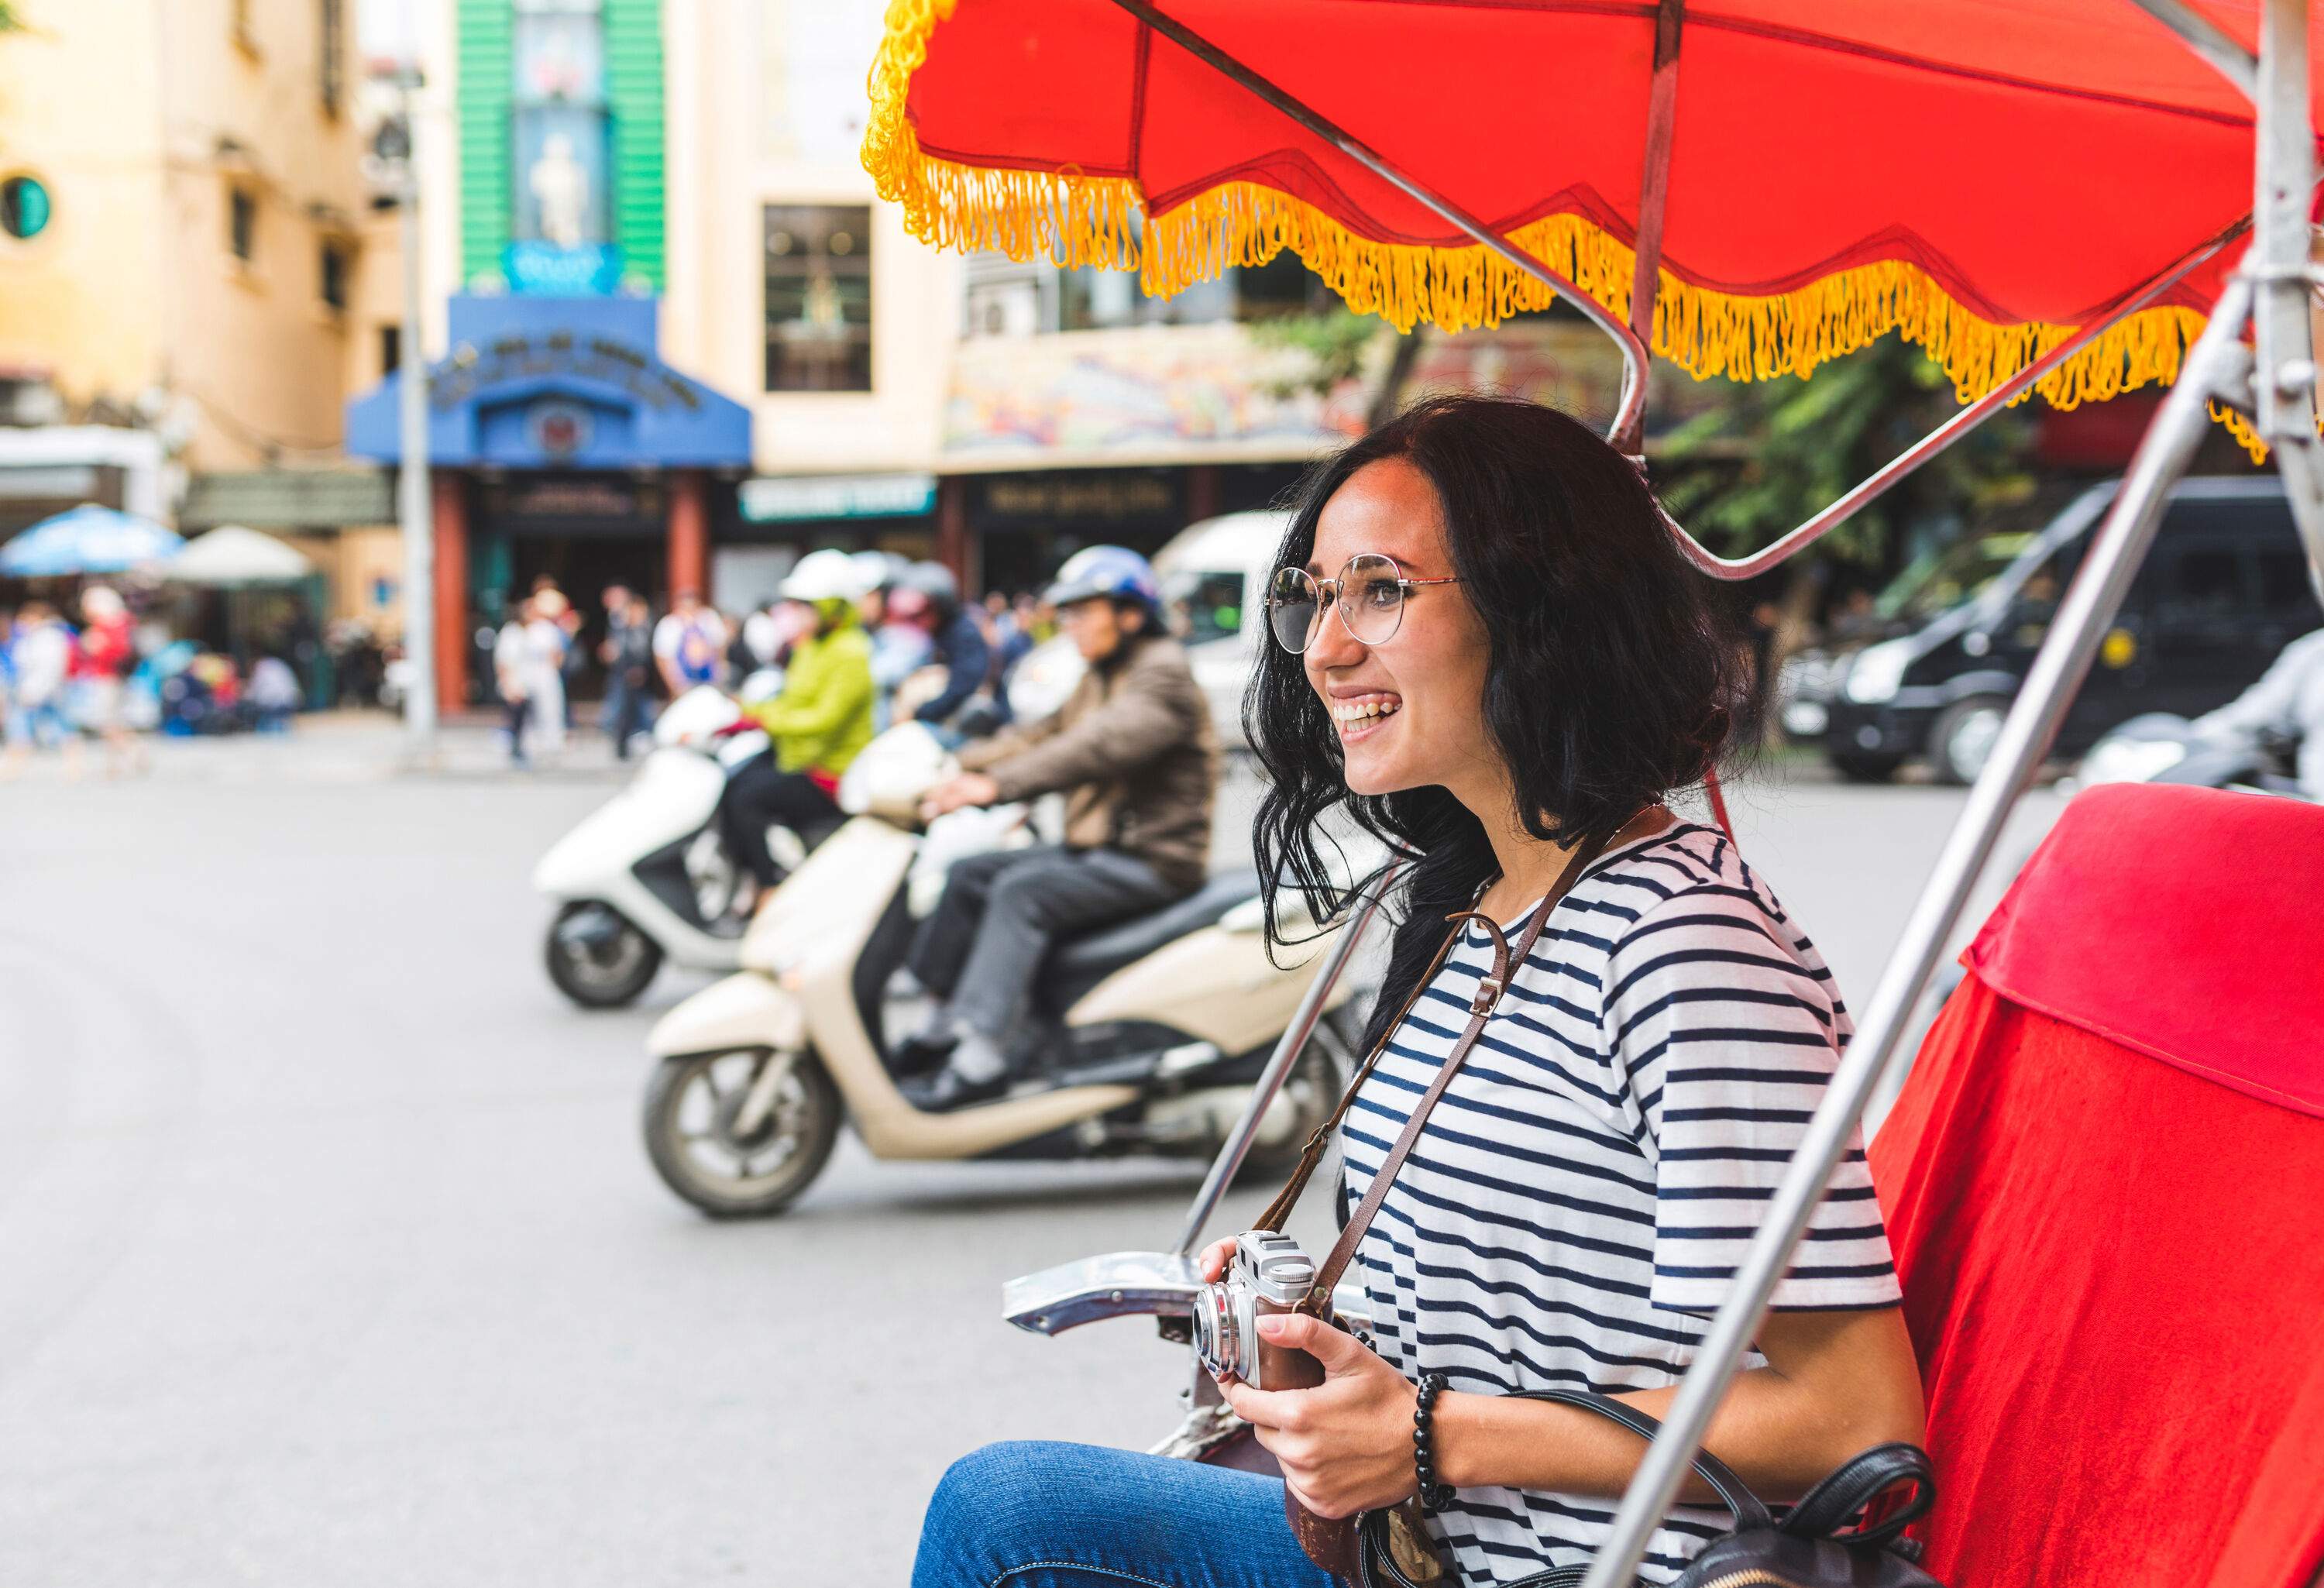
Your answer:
[71,586,144,776]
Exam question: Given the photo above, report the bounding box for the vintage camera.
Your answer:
[1190,1229,1324,1390]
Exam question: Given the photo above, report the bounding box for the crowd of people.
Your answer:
[0,586,148,779]
[0,583,321,777]
[487,551,1054,769]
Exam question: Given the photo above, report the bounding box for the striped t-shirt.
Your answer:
[1340,822,1901,1585]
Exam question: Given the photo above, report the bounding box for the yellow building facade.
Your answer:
[0,0,370,473]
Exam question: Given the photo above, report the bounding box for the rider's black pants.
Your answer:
[907,844,1184,1051]
[718,750,839,889]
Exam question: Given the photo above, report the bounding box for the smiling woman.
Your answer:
[909,398,1923,1588]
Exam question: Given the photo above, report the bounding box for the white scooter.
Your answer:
[532,676,804,1009]
[638,720,1368,1218]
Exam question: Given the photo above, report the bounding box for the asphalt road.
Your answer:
[0,730,2063,1586]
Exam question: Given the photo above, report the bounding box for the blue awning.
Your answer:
[346,295,751,471]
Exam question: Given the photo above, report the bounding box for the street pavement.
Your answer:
[0,722,2064,1587]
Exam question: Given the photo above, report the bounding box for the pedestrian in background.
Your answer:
[599,584,654,758]
[0,607,17,773]
[74,585,144,777]
[524,589,570,762]
[494,598,535,767]
[3,600,77,777]
[653,588,727,696]
[248,654,300,734]
[555,594,587,730]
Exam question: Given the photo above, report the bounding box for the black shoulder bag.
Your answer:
[1356,1389,1939,1588]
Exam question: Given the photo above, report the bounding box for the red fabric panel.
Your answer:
[1870,978,2324,1588]
[1962,784,2324,1119]
[905,1,2313,321]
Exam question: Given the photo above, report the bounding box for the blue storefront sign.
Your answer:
[345,294,751,471]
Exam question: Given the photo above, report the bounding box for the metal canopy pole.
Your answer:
[1577,266,2260,1588]
[2248,0,2324,605]
[2138,0,2324,604]
[1170,868,1397,1258]
[1672,222,2243,579]
[1611,0,1687,460]
[1104,0,2247,586]
[1578,5,2301,1575]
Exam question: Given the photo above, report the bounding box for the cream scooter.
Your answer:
[639,722,1365,1217]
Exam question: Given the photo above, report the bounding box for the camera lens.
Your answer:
[1191,1284,1234,1377]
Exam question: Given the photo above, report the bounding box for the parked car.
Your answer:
[1779,476,2323,782]
[1153,508,1291,748]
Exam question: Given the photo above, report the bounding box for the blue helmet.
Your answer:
[1043,545,1160,617]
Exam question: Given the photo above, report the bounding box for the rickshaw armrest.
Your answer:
[1002,1249,1372,1336]
[1004,1250,1202,1335]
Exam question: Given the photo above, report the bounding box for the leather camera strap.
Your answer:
[1252,919,1466,1237]
[1296,828,1618,1315]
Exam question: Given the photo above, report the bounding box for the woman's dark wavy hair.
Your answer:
[1246,394,1758,1051]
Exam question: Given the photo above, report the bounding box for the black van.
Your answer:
[1779,476,2323,783]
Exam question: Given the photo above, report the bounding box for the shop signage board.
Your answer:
[738,473,937,523]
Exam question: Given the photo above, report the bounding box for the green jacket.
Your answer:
[744,618,875,777]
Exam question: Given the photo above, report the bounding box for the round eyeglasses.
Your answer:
[1265,552,1460,655]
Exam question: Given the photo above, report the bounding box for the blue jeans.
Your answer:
[913,1442,1342,1588]
[602,672,651,758]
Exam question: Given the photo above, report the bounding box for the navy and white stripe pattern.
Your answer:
[1340,823,1900,1585]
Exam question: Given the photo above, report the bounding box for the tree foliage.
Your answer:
[1652,336,2040,570]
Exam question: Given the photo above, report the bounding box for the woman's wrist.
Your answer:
[1428,1388,1485,1491]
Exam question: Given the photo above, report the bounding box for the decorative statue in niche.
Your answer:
[531,133,590,250]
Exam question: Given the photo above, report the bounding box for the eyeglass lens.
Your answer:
[1266,554,1406,654]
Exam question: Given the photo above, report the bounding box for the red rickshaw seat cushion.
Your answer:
[1868,784,2324,1588]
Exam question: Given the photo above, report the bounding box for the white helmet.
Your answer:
[782,548,870,603]
[851,548,902,593]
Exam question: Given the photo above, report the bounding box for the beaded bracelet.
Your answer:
[1413,1371,1455,1511]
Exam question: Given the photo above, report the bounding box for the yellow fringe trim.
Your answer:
[2209,401,2271,462]
[866,0,2212,417]
[2205,399,2324,465]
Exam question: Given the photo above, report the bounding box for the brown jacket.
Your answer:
[960,634,1218,892]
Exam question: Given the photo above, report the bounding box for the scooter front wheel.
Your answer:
[642,1047,842,1218]
[545,902,665,1009]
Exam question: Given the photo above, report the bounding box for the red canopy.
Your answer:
[1872,784,2324,1584]
[870,2,2320,416]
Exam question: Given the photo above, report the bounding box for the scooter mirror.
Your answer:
[655,684,744,749]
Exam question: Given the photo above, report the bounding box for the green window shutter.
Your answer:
[603,0,665,291]
[455,0,513,286]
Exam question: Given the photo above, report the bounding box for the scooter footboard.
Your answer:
[647,972,806,1058]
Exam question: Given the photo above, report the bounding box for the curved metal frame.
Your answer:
[1019,7,2324,1583]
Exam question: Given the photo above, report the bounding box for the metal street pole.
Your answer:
[394,71,437,757]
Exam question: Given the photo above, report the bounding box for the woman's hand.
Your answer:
[1195,1236,1239,1283]
[1219,1312,1420,1520]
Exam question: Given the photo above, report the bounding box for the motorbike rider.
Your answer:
[2191,624,2324,797]
[899,561,993,732]
[902,545,1219,1111]
[715,549,877,899]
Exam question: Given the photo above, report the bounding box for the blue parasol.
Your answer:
[0,504,182,577]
